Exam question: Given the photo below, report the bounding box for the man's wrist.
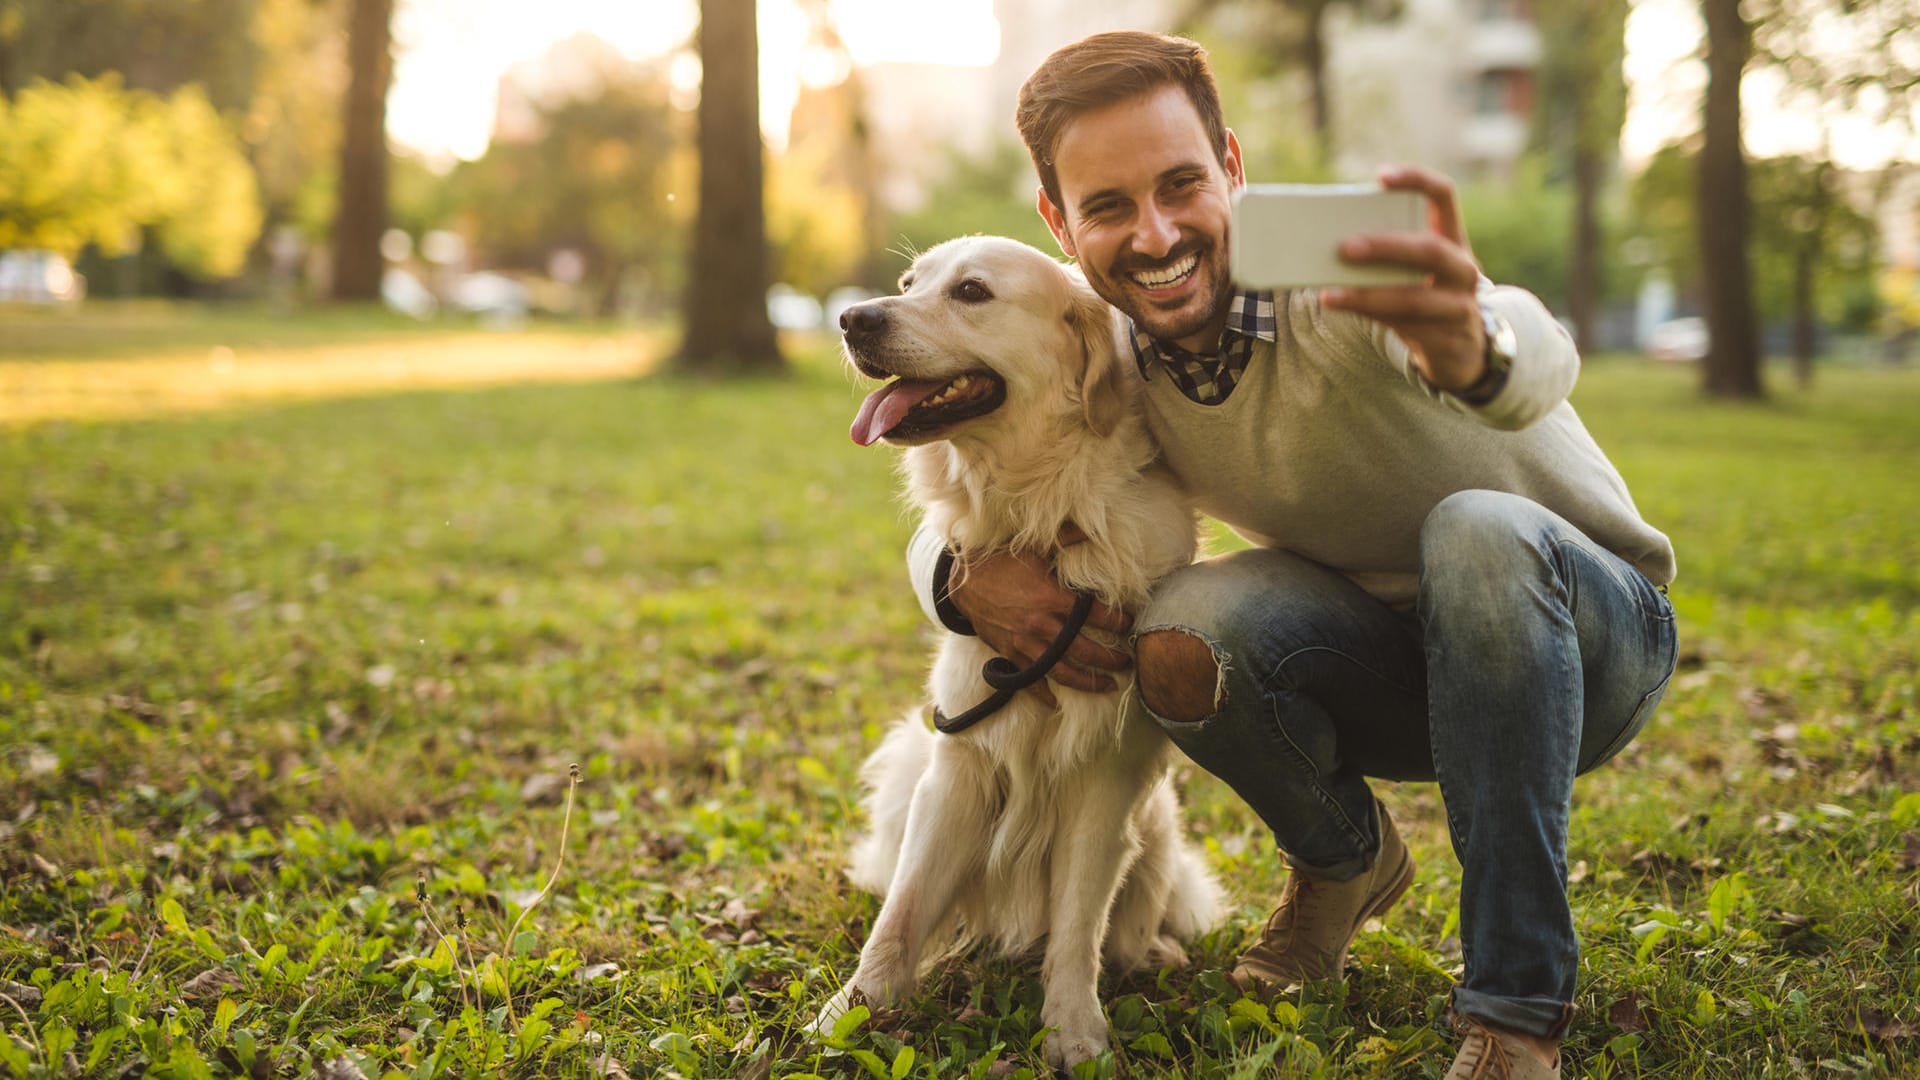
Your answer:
[931,545,978,636]
[1452,304,1515,405]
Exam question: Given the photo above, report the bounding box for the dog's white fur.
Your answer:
[818,236,1223,1069]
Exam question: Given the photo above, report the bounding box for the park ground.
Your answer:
[1,303,1917,1078]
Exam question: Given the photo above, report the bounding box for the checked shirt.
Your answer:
[1128,289,1277,406]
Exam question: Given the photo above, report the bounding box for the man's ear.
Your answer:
[1037,187,1077,258]
[1066,279,1125,438]
[1223,129,1246,190]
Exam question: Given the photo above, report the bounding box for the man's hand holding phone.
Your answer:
[1231,165,1490,393]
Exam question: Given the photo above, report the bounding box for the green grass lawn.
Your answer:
[1,320,1917,1079]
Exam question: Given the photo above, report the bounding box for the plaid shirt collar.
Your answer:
[1128,289,1277,406]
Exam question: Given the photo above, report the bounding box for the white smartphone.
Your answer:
[1230,184,1426,289]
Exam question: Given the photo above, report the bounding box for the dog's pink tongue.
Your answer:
[851,378,947,446]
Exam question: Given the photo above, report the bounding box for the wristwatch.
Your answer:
[1455,304,1516,406]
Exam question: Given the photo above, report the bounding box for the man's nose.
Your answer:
[1131,203,1179,259]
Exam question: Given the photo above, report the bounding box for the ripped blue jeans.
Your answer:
[1130,489,1677,1039]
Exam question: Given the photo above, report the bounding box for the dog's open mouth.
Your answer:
[850,371,1005,446]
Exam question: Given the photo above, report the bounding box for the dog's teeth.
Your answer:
[953,376,970,389]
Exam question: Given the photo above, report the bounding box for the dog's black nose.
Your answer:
[840,302,888,340]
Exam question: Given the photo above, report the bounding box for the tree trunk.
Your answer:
[330,0,392,302]
[1698,0,1763,398]
[1302,0,1333,165]
[675,0,783,375]
[1569,121,1601,354]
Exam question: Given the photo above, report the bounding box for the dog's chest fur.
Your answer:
[902,413,1197,775]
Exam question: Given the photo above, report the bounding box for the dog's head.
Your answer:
[844,236,1126,448]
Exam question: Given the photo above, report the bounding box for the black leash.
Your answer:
[932,590,1097,735]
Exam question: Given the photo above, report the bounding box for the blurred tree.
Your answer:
[1178,0,1400,164]
[675,0,782,374]
[0,0,262,106]
[1692,0,1920,397]
[1699,0,1762,397]
[0,75,262,276]
[1632,142,1878,376]
[451,65,684,314]
[330,0,391,301]
[1531,0,1628,354]
[0,0,342,273]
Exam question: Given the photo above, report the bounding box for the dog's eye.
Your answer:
[951,279,993,304]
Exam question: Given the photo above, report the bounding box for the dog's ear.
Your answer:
[1066,281,1126,438]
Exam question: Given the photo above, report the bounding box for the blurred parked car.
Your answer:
[0,250,85,305]
[381,268,438,320]
[1647,317,1708,362]
[450,272,529,327]
[767,284,823,331]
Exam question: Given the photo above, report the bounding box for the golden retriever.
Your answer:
[817,236,1222,1070]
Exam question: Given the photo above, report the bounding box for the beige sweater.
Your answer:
[911,283,1675,617]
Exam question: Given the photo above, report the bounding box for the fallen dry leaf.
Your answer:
[1608,991,1650,1033]
[179,967,242,1000]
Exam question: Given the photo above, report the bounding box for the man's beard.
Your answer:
[1088,235,1234,348]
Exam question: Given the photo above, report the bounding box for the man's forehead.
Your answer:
[1052,85,1215,203]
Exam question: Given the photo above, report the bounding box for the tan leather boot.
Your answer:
[1228,799,1414,996]
[1446,1013,1562,1079]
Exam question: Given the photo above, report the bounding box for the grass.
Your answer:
[0,308,1917,1078]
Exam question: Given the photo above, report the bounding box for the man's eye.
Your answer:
[952,279,993,303]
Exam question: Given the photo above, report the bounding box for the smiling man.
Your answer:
[900,30,1677,1079]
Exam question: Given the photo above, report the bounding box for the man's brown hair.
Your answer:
[1015,31,1228,213]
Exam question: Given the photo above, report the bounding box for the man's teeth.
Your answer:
[1130,253,1197,287]
[920,374,972,407]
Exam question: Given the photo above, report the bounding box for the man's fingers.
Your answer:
[1083,599,1134,636]
[1379,164,1471,252]
[1321,285,1477,325]
[1338,233,1479,290]
[1064,633,1133,674]
[1047,664,1118,694]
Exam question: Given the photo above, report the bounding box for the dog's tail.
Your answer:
[847,710,936,896]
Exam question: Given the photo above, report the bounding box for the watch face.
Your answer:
[1484,308,1518,364]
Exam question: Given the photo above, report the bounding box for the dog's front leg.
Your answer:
[815,748,988,1034]
[1039,771,1143,1071]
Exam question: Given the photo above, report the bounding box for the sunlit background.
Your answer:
[1,0,1916,371]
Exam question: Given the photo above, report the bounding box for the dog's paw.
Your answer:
[808,984,868,1039]
[1145,934,1190,970]
[1041,1016,1110,1072]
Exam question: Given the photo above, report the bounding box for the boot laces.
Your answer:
[1452,1014,1514,1079]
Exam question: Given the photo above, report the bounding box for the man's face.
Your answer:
[1037,84,1244,353]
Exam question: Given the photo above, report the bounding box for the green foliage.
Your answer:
[1457,157,1576,309]
[1630,144,1880,329]
[0,319,1917,1075]
[889,143,1062,273]
[0,75,263,277]
[450,65,686,311]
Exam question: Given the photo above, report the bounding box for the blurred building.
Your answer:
[1328,0,1541,182]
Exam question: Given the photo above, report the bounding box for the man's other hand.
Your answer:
[947,524,1135,707]
[1320,165,1490,393]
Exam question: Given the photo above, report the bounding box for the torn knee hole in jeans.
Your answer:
[1135,627,1230,724]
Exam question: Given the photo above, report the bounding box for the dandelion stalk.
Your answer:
[502,762,582,1029]
[416,870,474,1017]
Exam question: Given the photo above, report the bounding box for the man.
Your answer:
[900,30,1678,1079]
